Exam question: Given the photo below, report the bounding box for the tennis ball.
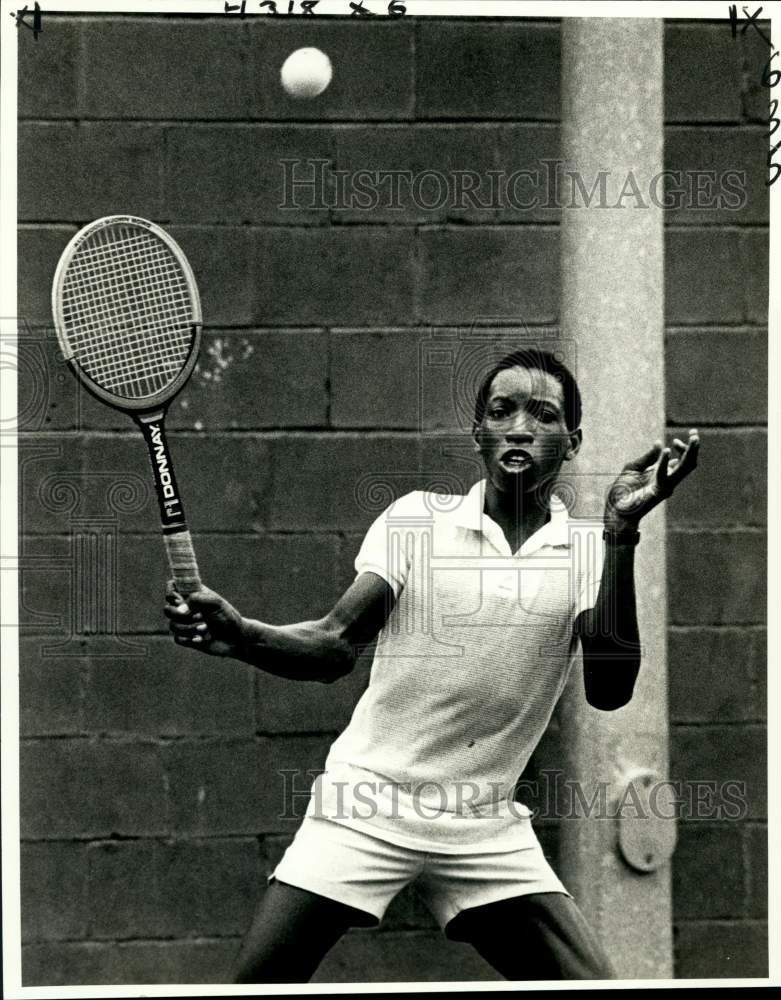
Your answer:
[280,47,333,99]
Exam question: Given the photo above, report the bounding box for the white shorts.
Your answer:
[271,815,571,931]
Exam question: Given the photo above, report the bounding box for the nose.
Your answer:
[504,416,534,442]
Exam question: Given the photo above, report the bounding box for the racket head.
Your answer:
[51,215,202,413]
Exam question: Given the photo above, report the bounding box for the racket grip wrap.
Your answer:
[165,530,202,597]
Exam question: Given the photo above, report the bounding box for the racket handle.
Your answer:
[165,529,202,597]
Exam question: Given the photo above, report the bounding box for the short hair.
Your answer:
[473,348,582,432]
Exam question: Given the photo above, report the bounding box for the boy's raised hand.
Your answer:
[606,428,700,529]
[164,581,245,658]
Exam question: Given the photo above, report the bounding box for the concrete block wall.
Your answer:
[663,20,768,979]
[17,14,767,984]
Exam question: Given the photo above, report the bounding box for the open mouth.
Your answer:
[499,448,533,471]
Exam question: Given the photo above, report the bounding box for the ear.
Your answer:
[564,428,582,461]
[472,422,482,452]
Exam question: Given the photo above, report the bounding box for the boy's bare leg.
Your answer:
[446,891,616,981]
[232,879,370,984]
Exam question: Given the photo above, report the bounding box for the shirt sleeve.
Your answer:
[353,491,422,599]
[573,525,605,618]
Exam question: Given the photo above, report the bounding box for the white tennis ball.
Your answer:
[280,47,333,99]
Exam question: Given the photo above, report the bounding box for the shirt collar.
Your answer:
[451,479,571,553]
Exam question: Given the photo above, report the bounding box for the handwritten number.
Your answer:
[762,50,780,87]
[766,151,781,185]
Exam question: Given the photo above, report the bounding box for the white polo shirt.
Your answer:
[307,479,604,853]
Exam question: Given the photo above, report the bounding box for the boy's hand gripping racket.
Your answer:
[51,215,203,596]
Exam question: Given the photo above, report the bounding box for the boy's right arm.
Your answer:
[164,571,396,684]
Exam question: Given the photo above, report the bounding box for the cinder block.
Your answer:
[255,658,369,734]
[21,841,88,941]
[19,123,164,222]
[163,735,331,836]
[262,735,333,833]
[154,838,260,937]
[666,429,766,528]
[41,329,328,432]
[665,229,745,324]
[82,18,250,119]
[670,723,767,820]
[85,840,158,940]
[165,125,337,225]
[312,928,502,983]
[667,530,766,625]
[665,329,767,425]
[114,532,341,633]
[19,636,84,735]
[21,738,168,838]
[743,229,769,325]
[167,225,253,327]
[17,534,72,639]
[416,21,559,121]
[266,434,421,531]
[331,125,508,224]
[18,226,76,326]
[417,228,559,325]
[331,329,431,429]
[16,328,84,433]
[23,942,108,987]
[163,739,271,837]
[664,127,768,225]
[746,823,768,918]
[86,838,259,939]
[247,19,414,121]
[22,939,238,986]
[18,16,79,118]
[495,124,561,224]
[169,330,329,431]
[83,639,255,736]
[116,939,239,984]
[750,628,766,721]
[672,822,745,919]
[19,432,272,534]
[251,227,416,326]
[668,628,755,723]
[419,435,483,503]
[742,26,774,122]
[664,24,743,122]
[674,920,768,978]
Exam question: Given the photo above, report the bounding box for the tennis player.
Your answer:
[164,348,699,983]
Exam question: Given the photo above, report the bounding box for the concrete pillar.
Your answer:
[557,19,673,978]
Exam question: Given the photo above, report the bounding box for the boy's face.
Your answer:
[473,365,582,495]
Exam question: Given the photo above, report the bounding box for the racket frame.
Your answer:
[51,215,204,595]
[51,214,202,414]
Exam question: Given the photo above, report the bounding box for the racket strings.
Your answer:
[60,225,196,399]
[65,235,190,394]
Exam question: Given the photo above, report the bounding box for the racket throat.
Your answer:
[136,412,188,532]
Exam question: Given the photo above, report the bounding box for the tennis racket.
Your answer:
[51,214,203,597]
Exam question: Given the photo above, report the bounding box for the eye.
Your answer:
[488,406,507,419]
[527,401,558,423]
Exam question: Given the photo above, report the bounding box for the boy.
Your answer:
[165,348,699,982]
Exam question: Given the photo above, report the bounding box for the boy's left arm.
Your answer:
[574,428,700,711]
